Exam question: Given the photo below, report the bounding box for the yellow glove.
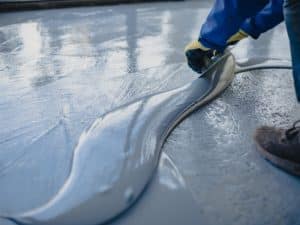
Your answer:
[184,40,214,74]
[185,30,248,74]
[227,29,248,45]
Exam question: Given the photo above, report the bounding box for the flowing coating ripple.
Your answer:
[7,53,235,225]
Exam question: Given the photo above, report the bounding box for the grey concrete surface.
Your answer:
[0,1,300,224]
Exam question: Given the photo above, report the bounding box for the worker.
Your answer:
[185,0,300,176]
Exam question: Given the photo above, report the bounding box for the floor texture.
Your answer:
[1,1,300,224]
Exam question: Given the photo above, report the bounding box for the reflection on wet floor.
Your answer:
[0,2,203,214]
[1,1,300,224]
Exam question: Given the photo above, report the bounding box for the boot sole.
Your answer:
[254,139,300,177]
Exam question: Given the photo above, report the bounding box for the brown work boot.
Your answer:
[254,120,300,176]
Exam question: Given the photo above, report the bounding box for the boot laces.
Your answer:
[284,120,300,140]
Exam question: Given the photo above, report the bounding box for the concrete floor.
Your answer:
[1,1,300,224]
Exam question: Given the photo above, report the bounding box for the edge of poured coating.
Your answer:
[4,52,235,225]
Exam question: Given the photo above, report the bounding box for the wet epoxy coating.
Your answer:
[9,52,235,225]
[1,1,300,225]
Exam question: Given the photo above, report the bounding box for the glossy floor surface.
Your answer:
[1,1,300,224]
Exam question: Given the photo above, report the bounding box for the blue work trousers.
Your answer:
[200,0,300,101]
[284,0,300,101]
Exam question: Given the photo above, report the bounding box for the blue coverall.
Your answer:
[200,0,284,51]
[199,0,300,101]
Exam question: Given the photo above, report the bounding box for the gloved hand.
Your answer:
[184,40,215,74]
[227,29,248,45]
[185,30,248,74]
